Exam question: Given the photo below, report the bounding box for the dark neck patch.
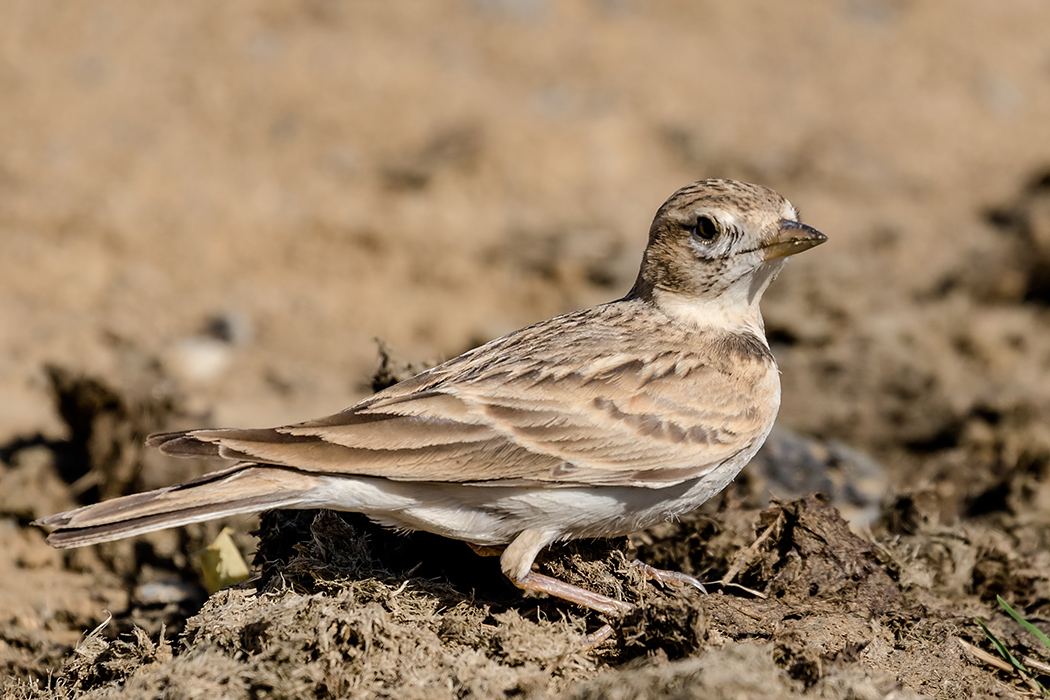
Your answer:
[715,330,775,365]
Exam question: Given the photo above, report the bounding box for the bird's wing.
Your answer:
[151,308,779,489]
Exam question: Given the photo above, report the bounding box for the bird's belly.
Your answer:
[309,449,755,546]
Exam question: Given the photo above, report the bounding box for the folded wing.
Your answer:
[151,317,778,489]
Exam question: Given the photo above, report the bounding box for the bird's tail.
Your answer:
[34,464,318,548]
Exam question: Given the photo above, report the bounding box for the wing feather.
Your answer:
[154,305,779,488]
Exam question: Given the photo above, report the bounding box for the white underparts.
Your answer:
[303,471,751,549]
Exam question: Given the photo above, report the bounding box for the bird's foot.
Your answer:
[585,623,616,647]
[630,559,707,593]
[515,571,633,616]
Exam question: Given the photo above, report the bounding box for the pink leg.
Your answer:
[500,529,632,617]
[586,624,615,647]
[515,571,633,616]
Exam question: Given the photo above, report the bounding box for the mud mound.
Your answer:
[6,362,1050,697]
[12,491,1044,699]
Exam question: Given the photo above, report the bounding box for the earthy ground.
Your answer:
[3,1,1050,697]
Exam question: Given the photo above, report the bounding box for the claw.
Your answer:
[631,559,707,593]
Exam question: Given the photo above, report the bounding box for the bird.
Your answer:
[36,179,826,616]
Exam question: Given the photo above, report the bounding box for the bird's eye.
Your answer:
[690,216,720,243]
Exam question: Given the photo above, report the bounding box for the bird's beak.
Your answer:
[761,220,827,260]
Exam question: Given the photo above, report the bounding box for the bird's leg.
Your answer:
[501,529,632,616]
[514,571,633,615]
[630,559,707,593]
[585,623,616,647]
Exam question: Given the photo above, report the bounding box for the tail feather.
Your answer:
[34,464,318,548]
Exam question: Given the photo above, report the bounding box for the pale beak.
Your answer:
[762,220,827,260]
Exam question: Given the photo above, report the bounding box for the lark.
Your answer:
[36,179,826,615]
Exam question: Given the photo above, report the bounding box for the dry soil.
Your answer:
[3,2,1050,698]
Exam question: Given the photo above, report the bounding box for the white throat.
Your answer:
[652,287,765,337]
[650,259,786,338]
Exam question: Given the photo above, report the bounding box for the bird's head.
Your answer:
[631,179,826,330]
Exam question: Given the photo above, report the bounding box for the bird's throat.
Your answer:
[650,286,767,339]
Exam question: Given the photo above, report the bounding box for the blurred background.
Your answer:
[4,0,1049,440]
[4,0,1050,692]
